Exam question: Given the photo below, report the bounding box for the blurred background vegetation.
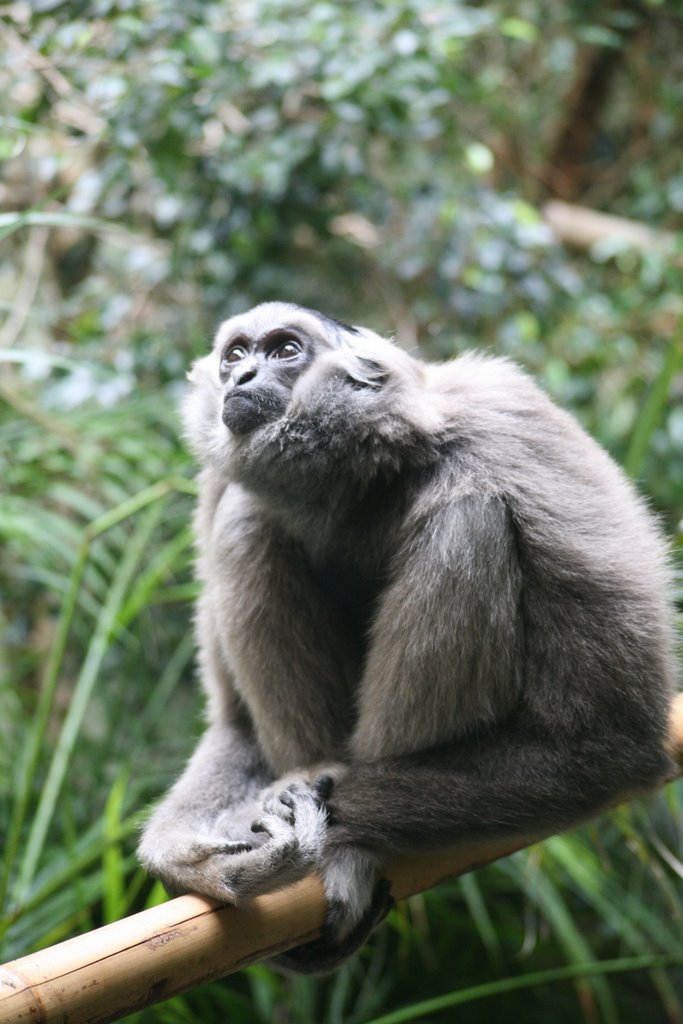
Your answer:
[1,1,683,1021]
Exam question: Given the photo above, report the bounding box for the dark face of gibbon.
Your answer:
[219,329,314,435]
[215,303,361,436]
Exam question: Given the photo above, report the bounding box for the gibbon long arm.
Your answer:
[1,693,682,1024]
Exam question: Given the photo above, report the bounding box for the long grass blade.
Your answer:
[4,475,194,909]
[363,954,683,1024]
[12,503,163,904]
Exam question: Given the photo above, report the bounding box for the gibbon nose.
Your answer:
[233,360,258,387]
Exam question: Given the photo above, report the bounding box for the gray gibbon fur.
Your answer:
[138,302,678,972]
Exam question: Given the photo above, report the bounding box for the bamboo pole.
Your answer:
[2,693,683,1024]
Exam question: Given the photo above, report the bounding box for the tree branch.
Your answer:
[542,199,675,254]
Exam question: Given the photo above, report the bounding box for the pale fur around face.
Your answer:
[139,302,679,973]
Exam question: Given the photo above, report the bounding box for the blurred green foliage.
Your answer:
[2,0,682,505]
[1,0,683,1021]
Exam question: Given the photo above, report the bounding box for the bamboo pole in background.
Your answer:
[2,700,682,1024]
[542,200,677,256]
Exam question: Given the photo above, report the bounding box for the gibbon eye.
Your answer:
[221,345,248,371]
[270,339,302,360]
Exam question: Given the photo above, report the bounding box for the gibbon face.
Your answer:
[214,303,356,435]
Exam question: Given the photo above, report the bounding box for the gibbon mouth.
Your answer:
[222,389,257,421]
[224,385,285,410]
[221,387,285,433]
[224,388,256,405]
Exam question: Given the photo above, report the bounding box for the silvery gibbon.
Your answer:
[138,302,678,972]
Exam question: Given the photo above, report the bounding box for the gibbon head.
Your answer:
[183,302,430,473]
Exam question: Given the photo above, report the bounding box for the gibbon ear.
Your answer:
[342,353,390,391]
[335,327,397,390]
